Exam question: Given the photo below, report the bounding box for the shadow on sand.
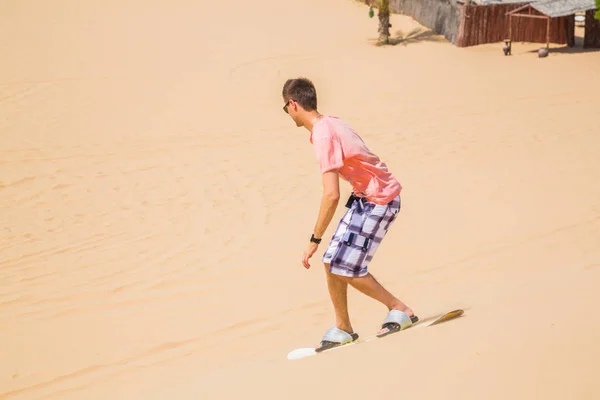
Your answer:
[527,45,600,55]
[370,27,448,46]
[525,35,600,55]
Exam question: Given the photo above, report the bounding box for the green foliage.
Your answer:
[367,0,389,16]
[596,0,600,20]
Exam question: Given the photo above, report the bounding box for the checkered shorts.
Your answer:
[322,194,401,278]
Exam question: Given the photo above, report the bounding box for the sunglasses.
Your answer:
[283,99,291,114]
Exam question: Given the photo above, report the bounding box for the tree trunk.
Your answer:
[377,0,391,44]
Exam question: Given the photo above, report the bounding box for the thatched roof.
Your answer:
[471,0,596,17]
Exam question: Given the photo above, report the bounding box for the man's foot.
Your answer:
[390,302,414,318]
[377,309,418,338]
[316,327,360,352]
[336,324,354,335]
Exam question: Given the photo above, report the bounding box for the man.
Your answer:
[282,77,418,351]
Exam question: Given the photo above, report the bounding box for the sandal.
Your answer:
[376,310,419,338]
[315,327,359,352]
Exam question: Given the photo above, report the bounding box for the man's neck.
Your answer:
[304,111,323,132]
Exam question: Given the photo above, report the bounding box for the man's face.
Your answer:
[283,98,302,127]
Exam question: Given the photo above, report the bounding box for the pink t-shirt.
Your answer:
[310,116,401,205]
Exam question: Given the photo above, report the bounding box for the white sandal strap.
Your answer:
[321,327,353,343]
[383,310,413,330]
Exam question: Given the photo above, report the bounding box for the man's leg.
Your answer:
[322,195,414,337]
[324,263,354,333]
[342,272,414,317]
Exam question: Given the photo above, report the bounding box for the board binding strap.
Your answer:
[287,309,464,361]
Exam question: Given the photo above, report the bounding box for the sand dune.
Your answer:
[1,0,600,398]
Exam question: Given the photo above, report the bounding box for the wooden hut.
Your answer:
[504,0,600,49]
[389,0,600,48]
[456,0,574,47]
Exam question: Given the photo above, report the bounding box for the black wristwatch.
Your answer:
[310,234,322,244]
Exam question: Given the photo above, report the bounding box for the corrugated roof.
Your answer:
[470,0,529,4]
[470,0,596,17]
[531,0,596,17]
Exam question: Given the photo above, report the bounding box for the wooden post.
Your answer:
[584,9,600,48]
[546,16,550,48]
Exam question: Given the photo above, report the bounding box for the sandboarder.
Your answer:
[282,77,418,351]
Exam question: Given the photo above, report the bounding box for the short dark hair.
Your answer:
[282,77,317,111]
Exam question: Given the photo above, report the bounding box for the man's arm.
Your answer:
[312,170,341,239]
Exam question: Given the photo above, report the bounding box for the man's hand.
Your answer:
[302,242,319,269]
[302,170,340,270]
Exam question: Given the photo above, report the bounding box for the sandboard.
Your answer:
[287,309,464,361]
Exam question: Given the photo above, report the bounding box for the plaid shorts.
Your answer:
[322,194,401,278]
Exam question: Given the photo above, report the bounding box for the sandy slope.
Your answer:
[1,0,600,398]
